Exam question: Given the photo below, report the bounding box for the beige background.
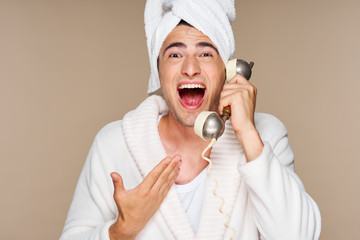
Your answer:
[0,0,359,239]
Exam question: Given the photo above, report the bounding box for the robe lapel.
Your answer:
[122,96,247,240]
[122,96,195,239]
[196,120,246,240]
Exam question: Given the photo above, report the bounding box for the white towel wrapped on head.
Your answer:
[144,0,236,94]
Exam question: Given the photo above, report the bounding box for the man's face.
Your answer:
[158,24,226,127]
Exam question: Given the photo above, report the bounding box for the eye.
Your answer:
[169,53,181,58]
[201,52,213,57]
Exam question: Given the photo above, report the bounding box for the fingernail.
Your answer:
[177,159,182,166]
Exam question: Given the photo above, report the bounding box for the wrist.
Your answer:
[235,126,264,162]
[109,222,136,240]
[234,124,257,142]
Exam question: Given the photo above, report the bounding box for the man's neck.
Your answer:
[158,113,210,184]
[159,113,207,151]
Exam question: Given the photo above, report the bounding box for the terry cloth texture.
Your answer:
[60,96,321,240]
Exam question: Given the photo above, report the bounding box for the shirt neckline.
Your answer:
[175,167,208,193]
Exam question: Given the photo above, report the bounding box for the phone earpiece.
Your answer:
[226,59,254,82]
[194,59,254,140]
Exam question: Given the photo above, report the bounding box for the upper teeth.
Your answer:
[178,84,205,89]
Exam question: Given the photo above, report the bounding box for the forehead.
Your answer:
[162,25,214,47]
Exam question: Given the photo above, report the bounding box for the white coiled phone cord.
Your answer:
[202,138,236,240]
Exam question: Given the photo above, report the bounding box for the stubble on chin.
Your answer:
[166,99,220,128]
[172,110,197,127]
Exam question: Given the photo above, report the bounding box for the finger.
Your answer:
[221,85,257,100]
[222,80,256,94]
[111,172,126,220]
[219,88,257,114]
[158,163,180,198]
[151,155,181,193]
[218,93,235,115]
[223,82,254,91]
[111,172,125,192]
[218,92,247,114]
[220,88,244,99]
[141,156,172,190]
[227,74,250,84]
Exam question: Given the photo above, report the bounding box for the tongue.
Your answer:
[180,89,204,106]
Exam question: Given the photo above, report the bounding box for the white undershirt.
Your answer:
[175,168,207,234]
[158,115,207,234]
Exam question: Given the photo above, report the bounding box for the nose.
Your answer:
[181,56,201,78]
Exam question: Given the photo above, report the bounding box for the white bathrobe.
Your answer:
[60,95,321,240]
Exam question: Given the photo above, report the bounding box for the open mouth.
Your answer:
[177,83,206,109]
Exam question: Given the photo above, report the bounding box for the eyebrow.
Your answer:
[196,42,219,54]
[163,42,186,56]
[162,41,219,56]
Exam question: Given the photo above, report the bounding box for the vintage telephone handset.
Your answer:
[194,59,254,140]
[193,59,254,240]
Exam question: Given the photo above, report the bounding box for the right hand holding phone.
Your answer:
[219,74,263,162]
[109,155,182,240]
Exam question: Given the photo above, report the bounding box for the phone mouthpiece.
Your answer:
[194,111,225,140]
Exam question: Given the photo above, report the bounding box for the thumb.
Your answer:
[111,172,125,193]
[110,172,125,220]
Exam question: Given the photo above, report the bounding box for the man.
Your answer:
[61,0,321,239]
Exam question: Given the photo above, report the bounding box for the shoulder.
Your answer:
[254,112,288,146]
[89,120,133,170]
[93,120,125,149]
[96,120,123,138]
[254,112,287,132]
